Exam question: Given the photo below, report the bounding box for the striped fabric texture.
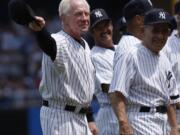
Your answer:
[110,42,180,135]
[39,30,95,135]
[91,46,119,135]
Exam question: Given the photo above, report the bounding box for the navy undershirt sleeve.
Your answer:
[34,28,57,61]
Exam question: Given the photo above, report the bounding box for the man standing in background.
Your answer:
[90,8,119,135]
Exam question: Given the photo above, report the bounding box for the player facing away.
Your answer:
[109,8,180,135]
[90,8,119,135]
[28,0,99,134]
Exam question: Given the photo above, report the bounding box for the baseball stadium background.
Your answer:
[0,0,178,135]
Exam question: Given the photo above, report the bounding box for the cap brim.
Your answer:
[90,18,111,29]
[145,20,171,27]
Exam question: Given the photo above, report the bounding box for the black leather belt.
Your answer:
[139,105,167,114]
[176,105,180,110]
[101,84,109,93]
[42,100,90,114]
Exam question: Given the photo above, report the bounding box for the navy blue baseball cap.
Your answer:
[175,1,180,15]
[169,16,177,31]
[144,8,171,26]
[90,8,111,29]
[123,0,153,22]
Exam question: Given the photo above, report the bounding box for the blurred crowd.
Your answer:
[0,16,61,109]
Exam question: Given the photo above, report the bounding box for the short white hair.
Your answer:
[58,0,90,16]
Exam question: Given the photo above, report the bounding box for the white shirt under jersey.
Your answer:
[163,31,180,93]
[91,45,116,104]
[110,43,180,108]
[39,30,95,106]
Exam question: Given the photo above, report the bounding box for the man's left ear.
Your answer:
[135,15,144,25]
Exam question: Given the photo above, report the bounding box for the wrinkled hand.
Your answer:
[119,121,133,135]
[88,122,99,135]
[28,16,45,31]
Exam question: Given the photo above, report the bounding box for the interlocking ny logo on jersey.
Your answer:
[166,71,172,88]
[95,11,103,18]
[159,12,166,19]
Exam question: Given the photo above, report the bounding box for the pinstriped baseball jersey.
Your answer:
[39,30,95,106]
[110,43,180,106]
[114,35,141,65]
[163,31,180,124]
[163,31,180,93]
[91,45,119,135]
[91,46,115,104]
[110,43,180,134]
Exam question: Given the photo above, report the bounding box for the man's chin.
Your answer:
[81,28,89,34]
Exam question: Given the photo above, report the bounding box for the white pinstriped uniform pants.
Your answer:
[177,110,180,125]
[127,112,168,135]
[95,105,119,135]
[40,106,92,135]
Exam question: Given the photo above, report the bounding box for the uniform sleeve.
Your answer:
[52,35,69,70]
[109,52,136,98]
[34,28,57,61]
[168,70,180,104]
[163,43,180,104]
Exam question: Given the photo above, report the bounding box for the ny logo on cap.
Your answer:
[159,12,166,19]
[94,11,103,18]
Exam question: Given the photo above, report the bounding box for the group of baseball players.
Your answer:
[10,0,180,134]
[90,0,180,135]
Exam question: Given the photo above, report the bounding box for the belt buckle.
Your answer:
[150,107,156,113]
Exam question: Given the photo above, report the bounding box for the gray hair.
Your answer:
[58,0,90,17]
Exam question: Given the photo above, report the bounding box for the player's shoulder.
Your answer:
[91,46,104,59]
[91,46,114,63]
[91,46,106,53]
[159,51,172,64]
[115,40,139,57]
[117,43,138,60]
[51,31,66,44]
[135,42,153,55]
[163,33,178,53]
[50,31,71,53]
[116,35,141,52]
[91,46,115,56]
[167,34,177,44]
[118,35,140,44]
